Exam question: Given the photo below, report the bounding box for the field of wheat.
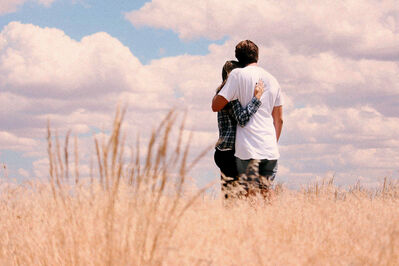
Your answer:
[1,110,398,265]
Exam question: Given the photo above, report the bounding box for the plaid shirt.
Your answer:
[216,97,261,150]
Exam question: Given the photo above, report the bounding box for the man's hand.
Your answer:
[212,95,228,112]
[272,106,283,142]
[254,80,265,100]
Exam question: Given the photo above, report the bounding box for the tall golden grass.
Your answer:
[1,109,399,265]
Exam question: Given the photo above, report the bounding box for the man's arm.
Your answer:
[272,106,283,142]
[212,95,228,112]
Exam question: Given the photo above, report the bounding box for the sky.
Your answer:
[0,0,398,188]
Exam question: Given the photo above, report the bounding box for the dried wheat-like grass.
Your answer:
[1,109,399,265]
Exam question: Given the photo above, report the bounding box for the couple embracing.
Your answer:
[212,40,284,198]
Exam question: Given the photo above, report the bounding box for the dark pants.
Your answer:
[214,148,239,198]
[236,158,278,194]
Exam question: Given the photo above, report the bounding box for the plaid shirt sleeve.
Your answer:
[231,97,262,127]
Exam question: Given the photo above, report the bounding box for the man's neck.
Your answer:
[247,62,257,67]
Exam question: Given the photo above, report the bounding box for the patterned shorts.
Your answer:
[236,158,278,196]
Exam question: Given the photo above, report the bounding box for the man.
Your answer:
[212,40,283,195]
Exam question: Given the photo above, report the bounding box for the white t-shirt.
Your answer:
[218,65,283,160]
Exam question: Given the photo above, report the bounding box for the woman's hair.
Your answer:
[216,60,242,93]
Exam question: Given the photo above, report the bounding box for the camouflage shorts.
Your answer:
[236,158,278,195]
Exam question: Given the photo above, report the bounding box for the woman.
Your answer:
[214,60,264,198]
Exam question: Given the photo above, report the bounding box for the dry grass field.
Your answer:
[1,110,399,265]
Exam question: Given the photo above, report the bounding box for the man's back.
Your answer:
[219,65,283,160]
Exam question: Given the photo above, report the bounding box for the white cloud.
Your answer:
[284,105,399,146]
[0,0,55,15]
[0,0,26,15]
[18,168,30,178]
[32,157,48,179]
[126,0,399,60]
[0,22,180,134]
[255,42,399,117]
[0,22,145,97]
[278,104,399,182]
[1,21,398,187]
[0,131,38,151]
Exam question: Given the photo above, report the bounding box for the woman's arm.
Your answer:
[231,80,264,127]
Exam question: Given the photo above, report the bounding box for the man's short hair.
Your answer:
[235,40,259,66]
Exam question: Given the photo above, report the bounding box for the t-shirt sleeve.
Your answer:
[218,70,239,101]
[274,86,283,106]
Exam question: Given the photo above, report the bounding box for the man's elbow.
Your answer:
[273,118,283,125]
[212,95,228,112]
[211,103,220,112]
